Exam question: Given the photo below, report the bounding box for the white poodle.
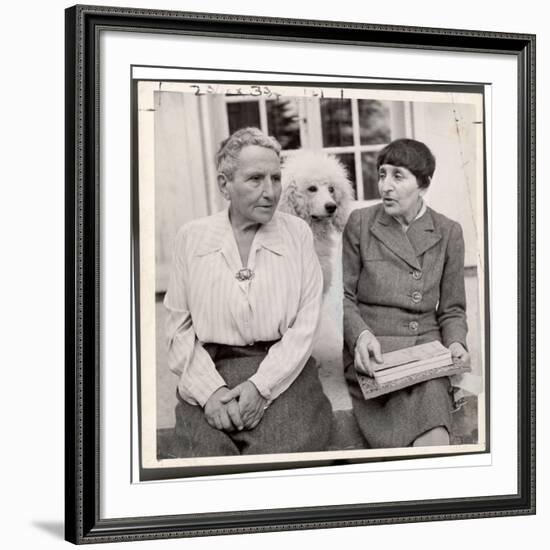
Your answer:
[279,150,354,293]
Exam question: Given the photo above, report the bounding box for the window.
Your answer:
[225,94,410,200]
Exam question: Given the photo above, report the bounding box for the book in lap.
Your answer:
[356,341,471,400]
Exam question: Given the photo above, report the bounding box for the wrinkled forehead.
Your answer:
[235,145,281,172]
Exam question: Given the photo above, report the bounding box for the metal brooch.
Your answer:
[235,268,254,282]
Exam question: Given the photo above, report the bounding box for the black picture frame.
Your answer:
[65,4,536,544]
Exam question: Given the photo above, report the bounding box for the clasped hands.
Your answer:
[203,381,267,432]
[354,330,470,377]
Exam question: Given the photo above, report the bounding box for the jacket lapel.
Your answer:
[370,209,421,270]
[406,207,442,257]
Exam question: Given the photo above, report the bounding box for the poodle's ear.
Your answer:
[332,179,355,232]
[279,182,311,222]
[332,204,350,232]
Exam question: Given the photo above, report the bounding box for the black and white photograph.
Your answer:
[58,3,536,544]
[135,77,487,477]
[1,0,545,544]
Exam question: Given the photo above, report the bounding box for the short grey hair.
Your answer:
[215,127,281,180]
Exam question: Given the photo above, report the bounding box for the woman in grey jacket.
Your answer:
[343,138,470,448]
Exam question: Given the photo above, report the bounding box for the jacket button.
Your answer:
[412,269,422,280]
[412,291,422,303]
[409,321,419,331]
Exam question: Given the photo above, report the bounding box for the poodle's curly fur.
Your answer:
[278,150,354,293]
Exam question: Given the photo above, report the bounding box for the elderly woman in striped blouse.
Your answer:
[164,127,332,457]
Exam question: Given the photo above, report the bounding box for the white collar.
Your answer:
[394,200,427,232]
[196,208,285,257]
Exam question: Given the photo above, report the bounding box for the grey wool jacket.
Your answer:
[342,203,468,356]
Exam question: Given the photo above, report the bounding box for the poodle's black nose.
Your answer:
[325,203,337,214]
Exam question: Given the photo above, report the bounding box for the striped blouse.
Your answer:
[164,208,323,407]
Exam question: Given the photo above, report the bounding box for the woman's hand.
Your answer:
[220,381,268,430]
[449,342,470,365]
[204,387,244,432]
[354,330,383,377]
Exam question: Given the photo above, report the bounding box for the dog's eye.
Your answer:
[307,186,318,192]
[328,186,335,193]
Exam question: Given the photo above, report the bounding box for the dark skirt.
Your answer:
[344,349,453,448]
[171,342,333,457]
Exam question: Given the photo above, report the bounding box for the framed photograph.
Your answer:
[65,4,535,544]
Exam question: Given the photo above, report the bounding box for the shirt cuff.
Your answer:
[247,373,272,402]
[178,378,226,408]
[442,327,468,350]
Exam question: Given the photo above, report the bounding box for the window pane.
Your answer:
[266,98,301,150]
[358,100,391,145]
[334,153,357,195]
[227,101,261,134]
[320,99,353,147]
[361,152,381,200]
